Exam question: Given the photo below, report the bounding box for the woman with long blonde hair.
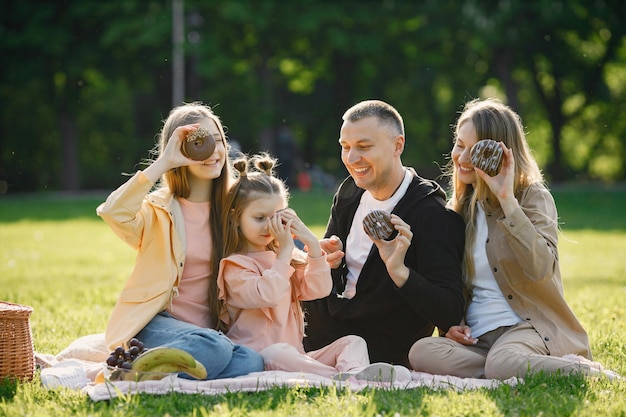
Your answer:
[409,98,618,380]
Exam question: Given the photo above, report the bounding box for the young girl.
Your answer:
[97,102,263,379]
[217,153,409,382]
[409,98,620,380]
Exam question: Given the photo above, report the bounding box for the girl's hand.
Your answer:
[144,124,204,183]
[160,124,206,169]
[276,209,322,258]
[445,325,478,345]
[371,214,412,287]
[269,213,295,261]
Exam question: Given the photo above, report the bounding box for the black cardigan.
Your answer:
[302,170,465,367]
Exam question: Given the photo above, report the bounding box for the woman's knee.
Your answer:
[408,337,443,371]
[484,347,529,379]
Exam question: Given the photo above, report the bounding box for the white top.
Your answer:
[342,169,412,299]
[465,203,522,337]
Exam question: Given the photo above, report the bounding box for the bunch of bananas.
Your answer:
[129,346,207,380]
[107,345,207,382]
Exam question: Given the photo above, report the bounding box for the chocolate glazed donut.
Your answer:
[470,139,503,176]
[181,127,217,161]
[363,210,395,240]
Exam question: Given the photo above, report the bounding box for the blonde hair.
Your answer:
[154,102,233,331]
[446,98,544,300]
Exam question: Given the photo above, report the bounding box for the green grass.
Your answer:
[1,185,625,416]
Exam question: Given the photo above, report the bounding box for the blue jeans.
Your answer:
[136,311,264,379]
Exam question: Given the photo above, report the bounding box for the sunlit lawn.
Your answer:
[0,185,625,416]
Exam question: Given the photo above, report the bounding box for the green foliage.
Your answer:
[1,1,625,192]
[2,0,626,192]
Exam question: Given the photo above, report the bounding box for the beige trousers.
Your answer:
[409,321,593,379]
[260,335,370,378]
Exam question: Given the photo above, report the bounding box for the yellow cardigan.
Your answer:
[97,171,186,350]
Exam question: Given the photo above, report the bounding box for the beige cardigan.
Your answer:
[480,182,591,359]
[97,171,186,350]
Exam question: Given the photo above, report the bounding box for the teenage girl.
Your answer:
[97,102,264,379]
[217,153,409,382]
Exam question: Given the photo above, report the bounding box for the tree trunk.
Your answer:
[547,108,566,182]
[258,49,275,153]
[493,47,519,111]
[60,112,79,191]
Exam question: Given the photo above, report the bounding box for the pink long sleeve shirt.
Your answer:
[217,251,332,353]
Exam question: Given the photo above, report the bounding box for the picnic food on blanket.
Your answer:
[105,338,207,381]
[470,139,503,176]
[94,369,106,384]
[182,126,217,161]
[105,337,147,369]
[363,210,395,240]
[128,346,207,379]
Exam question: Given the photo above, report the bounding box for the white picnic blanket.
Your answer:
[38,333,520,401]
[85,369,518,401]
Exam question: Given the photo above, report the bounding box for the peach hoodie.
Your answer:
[217,251,331,353]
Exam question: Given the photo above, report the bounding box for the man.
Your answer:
[302,100,465,367]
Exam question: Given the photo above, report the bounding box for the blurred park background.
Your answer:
[1,0,625,194]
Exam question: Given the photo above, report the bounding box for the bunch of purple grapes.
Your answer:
[106,338,148,369]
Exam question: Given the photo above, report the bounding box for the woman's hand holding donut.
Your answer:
[475,142,520,217]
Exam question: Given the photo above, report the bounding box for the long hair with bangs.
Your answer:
[446,98,544,301]
[153,102,233,331]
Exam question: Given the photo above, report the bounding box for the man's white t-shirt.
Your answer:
[342,169,412,299]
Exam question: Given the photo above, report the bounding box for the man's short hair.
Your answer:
[342,100,404,137]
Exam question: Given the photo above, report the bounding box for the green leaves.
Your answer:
[1,0,625,192]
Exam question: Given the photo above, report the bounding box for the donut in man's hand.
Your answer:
[182,127,217,161]
[470,139,503,176]
[363,210,395,240]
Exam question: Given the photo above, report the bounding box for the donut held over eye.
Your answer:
[363,210,395,240]
[470,139,503,177]
[182,127,217,161]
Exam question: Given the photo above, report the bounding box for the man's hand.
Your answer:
[320,235,344,269]
[371,214,412,287]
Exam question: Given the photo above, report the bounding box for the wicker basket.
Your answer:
[0,301,35,380]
